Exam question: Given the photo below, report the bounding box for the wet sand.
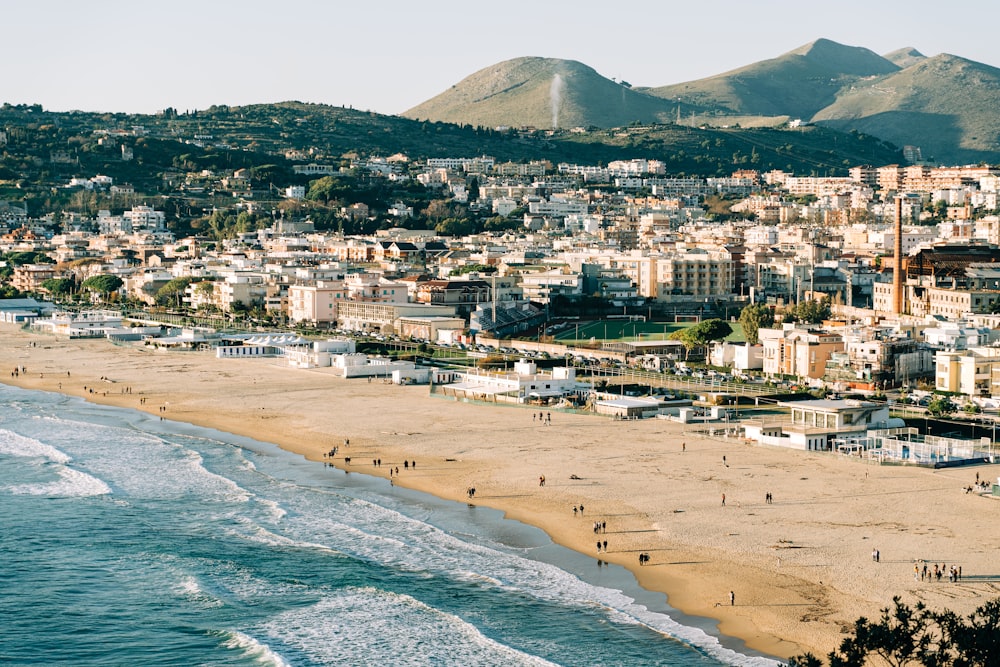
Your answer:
[3,324,999,659]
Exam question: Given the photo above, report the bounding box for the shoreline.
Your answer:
[3,324,999,660]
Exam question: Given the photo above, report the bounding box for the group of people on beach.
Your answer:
[533,412,552,425]
[914,562,962,583]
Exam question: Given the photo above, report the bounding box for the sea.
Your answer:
[0,383,781,667]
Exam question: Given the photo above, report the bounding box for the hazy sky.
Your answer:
[6,0,998,115]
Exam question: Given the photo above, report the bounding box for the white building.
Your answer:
[124,205,166,231]
[438,360,579,404]
[743,399,894,451]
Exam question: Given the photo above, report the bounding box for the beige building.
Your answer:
[11,264,57,292]
[759,324,844,380]
[609,249,734,300]
[935,347,1000,397]
[336,302,457,334]
[288,281,346,325]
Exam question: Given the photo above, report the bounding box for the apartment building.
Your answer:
[11,264,57,293]
[935,346,1000,396]
[759,324,844,380]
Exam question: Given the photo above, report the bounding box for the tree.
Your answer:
[80,274,123,300]
[789,596,1000,667]
[739,303,774,345]
[435,216,475,236]
[669,319,732,359]
[423,199,453,225]
[786,297,832,324]
[40,277,75,297]
[926,396,956,418]
[156,276,195,308]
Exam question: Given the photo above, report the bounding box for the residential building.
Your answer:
[759,324,844,380]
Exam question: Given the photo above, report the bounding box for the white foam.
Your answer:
[276,494,781,666]
[0,427,72,463]
[8,466,111,497]
[16,416,254,503]
[220,630,292,667]
[257,587,559,666]
[174,574,224,609]
[226,517,336,553]
[256,497,287,522]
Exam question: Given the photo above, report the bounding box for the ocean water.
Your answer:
[0,384,780,667]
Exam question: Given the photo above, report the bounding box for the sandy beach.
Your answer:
[3,323,999,660]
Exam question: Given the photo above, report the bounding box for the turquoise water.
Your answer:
[0,384,780,666]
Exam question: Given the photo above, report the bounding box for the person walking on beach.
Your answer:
[729,591,735,606]
[539,475,546,486]
[721,493,726,506]
[682,442,686,452]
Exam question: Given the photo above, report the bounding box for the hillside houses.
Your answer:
[11,148,1000,403]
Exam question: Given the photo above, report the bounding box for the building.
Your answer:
[11,264,57,293]
[288,281,346,325]
[743,399,894,451]
[437,360,579,404]
[935,346,1000,397]
[336,302,457,334]
[759,325,843,380]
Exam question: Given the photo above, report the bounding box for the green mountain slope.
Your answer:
[643,38,899,119]
[811,54,1000,163]
[402,57,677,129]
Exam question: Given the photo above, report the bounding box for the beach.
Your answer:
[3,323,999,660]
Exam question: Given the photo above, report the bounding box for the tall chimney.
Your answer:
[892,196,904,315]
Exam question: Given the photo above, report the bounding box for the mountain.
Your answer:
[404,39,1000,164]
[403,57,677,129]
[812,54,1000,163]
[883,47,926,69]
[642,39,900,120]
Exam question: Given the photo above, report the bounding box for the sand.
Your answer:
[3,323,999,660]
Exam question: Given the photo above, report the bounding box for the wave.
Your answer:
[256,587,560,666]
[219,630,292,667]
[13,415,255,503]
[7,466,111,497]
[0,427,72,463]
[270,491,780,666]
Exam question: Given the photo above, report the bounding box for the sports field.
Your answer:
[553,320,746,345]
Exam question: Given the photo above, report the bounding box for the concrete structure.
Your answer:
[743,399,894,451]
[30,310,123,338]
[437,360,580,404]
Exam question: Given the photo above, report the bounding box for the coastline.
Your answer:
[3,324,998,660]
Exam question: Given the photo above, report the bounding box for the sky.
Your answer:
[5,0,999,116]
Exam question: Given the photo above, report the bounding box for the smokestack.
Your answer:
[892,196,904,315]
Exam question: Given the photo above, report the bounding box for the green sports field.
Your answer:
[553,320,745,345]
